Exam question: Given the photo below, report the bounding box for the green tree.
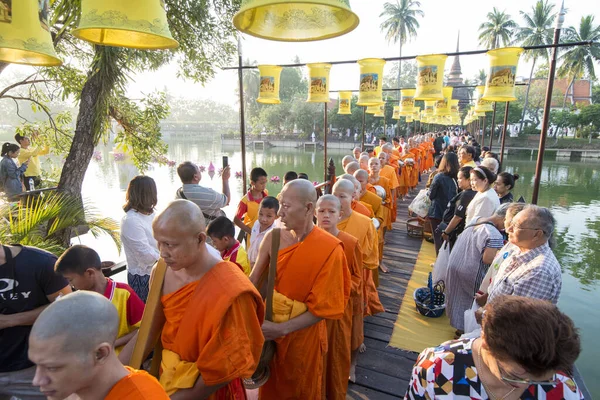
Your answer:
[558,15,600,108]
[478,7,517,49]
[379,0,424,99]
[514,0,556,135]
[383,61,417,89]
[592,81,600,104]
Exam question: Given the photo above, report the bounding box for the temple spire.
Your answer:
[456,30,460,52]
[449,31,462,78]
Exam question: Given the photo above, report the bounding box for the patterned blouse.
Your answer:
[404,339,584,400]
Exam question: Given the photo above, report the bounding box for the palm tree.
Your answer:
[514,0,556,134]
[558,15,600,108]
[379,0,424,94]
[478,7,517,49]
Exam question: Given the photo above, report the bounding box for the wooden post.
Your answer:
[323,102,328,183]
[489,102,497,151]
[482,114,486,147]
[325,158,336,195]
[500,101,510,167]
[237,38,247,193]
[361,107,366,151]
[532,3,566,204]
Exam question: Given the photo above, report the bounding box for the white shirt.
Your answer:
[247,220,275,264]
[121,210,160,276]
[465,188,500,226]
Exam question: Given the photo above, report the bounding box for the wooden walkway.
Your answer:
[347,182,426,399]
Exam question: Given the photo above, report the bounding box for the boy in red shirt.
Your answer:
[54,245,144,354]
[207,216,251,276]
[234,167,268,246]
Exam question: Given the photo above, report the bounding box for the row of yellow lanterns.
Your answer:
[256,47,525,115]
[0,0,179,67]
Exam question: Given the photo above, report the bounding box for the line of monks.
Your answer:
[29,135,438,400]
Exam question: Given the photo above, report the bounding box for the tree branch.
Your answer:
[0,78,53,98]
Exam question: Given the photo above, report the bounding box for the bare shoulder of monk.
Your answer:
[250,228,296,287]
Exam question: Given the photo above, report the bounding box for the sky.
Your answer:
[127,0,597,107]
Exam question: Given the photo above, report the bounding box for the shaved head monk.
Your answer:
[359,155,369,171]
[352,147,361,159]
[332,180,384,381]
[344,161,360,175]
[119,199,265,399]
[341,155,355,170]
[250,179,350,399]
[354,169,385,229]
[339,174,372,218]
[316,195,362,399]
[29,291,168,400]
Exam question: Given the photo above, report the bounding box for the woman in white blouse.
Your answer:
[121,176,160,302]
[465,166,500,226]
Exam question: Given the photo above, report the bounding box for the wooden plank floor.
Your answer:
[347,178,426,399]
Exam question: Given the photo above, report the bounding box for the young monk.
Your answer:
[316,195,362,400]
[29,291,168,400]
[354,169,385,229]
[332,180,384,381]
[344,161,360,176]
[378,150,399,224]
[250,179,350,399]
[339,173,373,218]
[358,154,370,171]
[119,200,265,399]
[368,157,393,278]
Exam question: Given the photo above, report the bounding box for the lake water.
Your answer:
[80,138,600,397]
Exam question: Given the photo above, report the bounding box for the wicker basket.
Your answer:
[407,218,424,238]
[414,273,446,318]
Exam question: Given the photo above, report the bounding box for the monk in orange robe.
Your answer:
[29,291,170,400]
[316,195,362,400]
[368,157,393,281]
[333,180,384,381]
[378,150,400,225]
[339,173,374,218]
[354,169,385,230]
[250,180,350,400]
[119,200,265,399]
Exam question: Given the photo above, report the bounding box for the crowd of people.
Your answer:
[0,130,585,400]
[0,133,49,200]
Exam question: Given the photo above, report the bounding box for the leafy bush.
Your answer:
[522,126,541,135]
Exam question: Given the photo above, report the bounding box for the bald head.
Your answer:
[352,147,361,158]
[154,199,206,234]
[382,143,393,153]
[342,155,356,169]
[31,291,118,354]
[316,194,341,211]
[354,169,368,181]
[359,155,369,170]
[332,179,354,196]
[344,161,360,175]
[284,178,318,205]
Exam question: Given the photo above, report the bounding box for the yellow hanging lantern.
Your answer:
[338,91,352,115]
[0,0,61,66]
[434,86,454,116]
[475,85,494,113]
[412,106,421,121]
[392,106,400,120]
[373,104,385,117]
[366,105,380,114]
[415,54,448,100]
[233,0,360,42]
[482,47,524,102]
[424,100,435,116]
[450,99,459,115]
[399,89,416,115]
[306,63,331,103]
[357,58,386,106]
[406,115,413,123]
[257,65,283,104]
[73,0,178,49]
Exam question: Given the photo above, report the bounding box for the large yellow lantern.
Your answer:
[257,65,283,104]
[406,115,413,123]
[482,47,524,101]
[434,86,454,116]
[424,100,435,116]
[450,99,459,115]
[366,105,380,114]
[374,105,385,118]
[233,0,360,42]
[399,89,416,115]
[306,63,331,103]
[475,85,494,113]
[357,58,386,106]
[392,106,400,120]
[338,91,352,115]
[73,0,178,49]
[0,0,61,66]
[412,106,421,121]
[415,54,448,100]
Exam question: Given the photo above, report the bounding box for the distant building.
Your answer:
[522,78,592,108]
[446,32,471,111]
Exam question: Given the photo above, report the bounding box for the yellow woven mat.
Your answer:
[389,240,455,353]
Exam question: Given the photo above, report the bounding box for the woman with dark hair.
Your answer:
[427,152,459,255]
[440,166,477,249]
[404,296,584,400]
[466,166,500,225]
[15,132,49,190]
[495,172,520,204]
[0,142,29,199]
[120,175,160,302]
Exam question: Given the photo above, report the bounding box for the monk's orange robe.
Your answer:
[380,164,400,224]
[106,367,169,399]
[352,199,372,218]
[324,231,362,400]
[160,262,264,399]
[360,190,384,227]
[368,175,392,231]
[260,227,350,400]
[338,211,384,317]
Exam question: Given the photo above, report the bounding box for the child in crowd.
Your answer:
[54,245,144,354]
[207,216,251,276]
[234,167,268,246]
[247,196,279,267]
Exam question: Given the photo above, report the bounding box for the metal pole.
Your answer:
[323,102,328,183]
[361,107,366,151]
[482,114,487,147]
[532,3,566,204]
[500,102,510,167]
[489,102,497,150]
[237,38,247,193]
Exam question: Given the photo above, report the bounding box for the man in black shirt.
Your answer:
[433,133,445,156]
[0,243,71,398]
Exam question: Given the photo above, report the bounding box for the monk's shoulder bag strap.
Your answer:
[244,228,280,389]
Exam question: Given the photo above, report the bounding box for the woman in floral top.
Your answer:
[405,296,584,400]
